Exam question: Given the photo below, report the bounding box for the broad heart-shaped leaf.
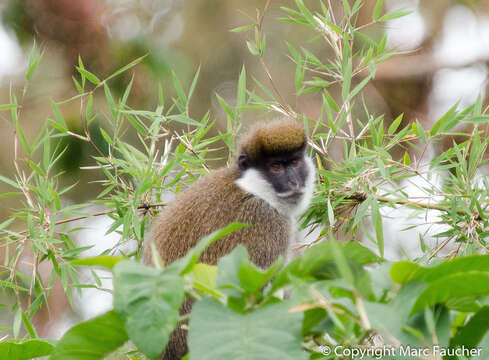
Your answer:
[49,310,127,360]
[188,298,307,360]
[451,306,489,350]
[113,261,184,360]
[0,339,54,360]
[216,245,283,297]
[271,240,379,292]
[216,245,249,297]
[365,281,431,346]
[391,254,489,284]
[169,222,248,275]
[411,272,489,314]
[189,263,220,297]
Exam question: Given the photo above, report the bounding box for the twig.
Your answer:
[17,202,167,235]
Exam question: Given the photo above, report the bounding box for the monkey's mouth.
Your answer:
[277,190,304,201]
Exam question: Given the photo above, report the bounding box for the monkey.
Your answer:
[142,118,316,359]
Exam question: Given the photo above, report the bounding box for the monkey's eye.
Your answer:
[270,163,283,173]
[290,159,299,167]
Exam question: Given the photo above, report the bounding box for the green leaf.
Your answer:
[105,55,147,82]
[230,24,255,33]
[236,65,246,116]
[0,175,21,189]
[215,94,236,121]
[341,59,352,101]
[171,222,248,275]
[216,245,249,297]
[189,263,219,296]
[415,120,427,144]
[50,101,68,132]
[76,67,101,85]
[379,9,412,22]
[403,151,411,166]
[365,281,427,346]
[462,115,489,124]
[329,236,355,285]
[430,103,457,135]
[327,198,335,226]
[71,256,124,270]
[372,0,383,20]
[371,199,384,258]
[188,65,201,104]
[0,339,54,360]
[188,298,307,360]
[412,272,489,314]
[216,245,283,296]
[22,310,38,338]
[26,42,43,81]
[388,113,403,134]
[113,261,184,360]
[49,310,128,360]
[391,255,489,284]
[0,103,17,111]
[272,241,379,291]
[167,114,203,127]
[451,306,489,349]
[246,41,260,56]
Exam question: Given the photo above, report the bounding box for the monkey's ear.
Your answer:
[238,154,249,170]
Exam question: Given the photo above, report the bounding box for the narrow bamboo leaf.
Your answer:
[188,65,201,104]
[388,113,403,134]
[463,115,489,124]
[50,101,68,131]
[379,9,412,22]
[167,114,203,127]
[430,103,458,135]
[26,53,43,81]
[230,24,255,33]
[215,93,236,121]
[327,198,335,226]
[246,41,260,56]
[236,65,246,115]
[371,199,384,257]
[341,59,352,101]
[403,151,411,166]
[71,256,124,270]
[21,310,38,338]
[0,175,21,189]
[76,67,101,85]
[105,55,147,82]
[372,0,383,20]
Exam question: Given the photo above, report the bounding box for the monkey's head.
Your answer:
[236,119,315,216]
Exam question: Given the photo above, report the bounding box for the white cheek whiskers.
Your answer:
[235,156,316,218]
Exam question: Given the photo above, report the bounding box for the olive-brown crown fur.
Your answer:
[239,119,306,161]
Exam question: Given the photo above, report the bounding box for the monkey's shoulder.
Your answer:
[153,165,287,229]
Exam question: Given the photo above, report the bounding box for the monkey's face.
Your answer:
[259,149,310,202]
[238,147,310,205]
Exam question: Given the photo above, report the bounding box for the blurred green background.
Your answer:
[2,0,489,338]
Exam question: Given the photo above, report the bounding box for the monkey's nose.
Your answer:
[288,180,299,190]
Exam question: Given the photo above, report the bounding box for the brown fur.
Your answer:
[143,120,306,359]
[240,119,305,160]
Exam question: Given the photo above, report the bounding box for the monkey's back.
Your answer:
[143,165,290,268]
